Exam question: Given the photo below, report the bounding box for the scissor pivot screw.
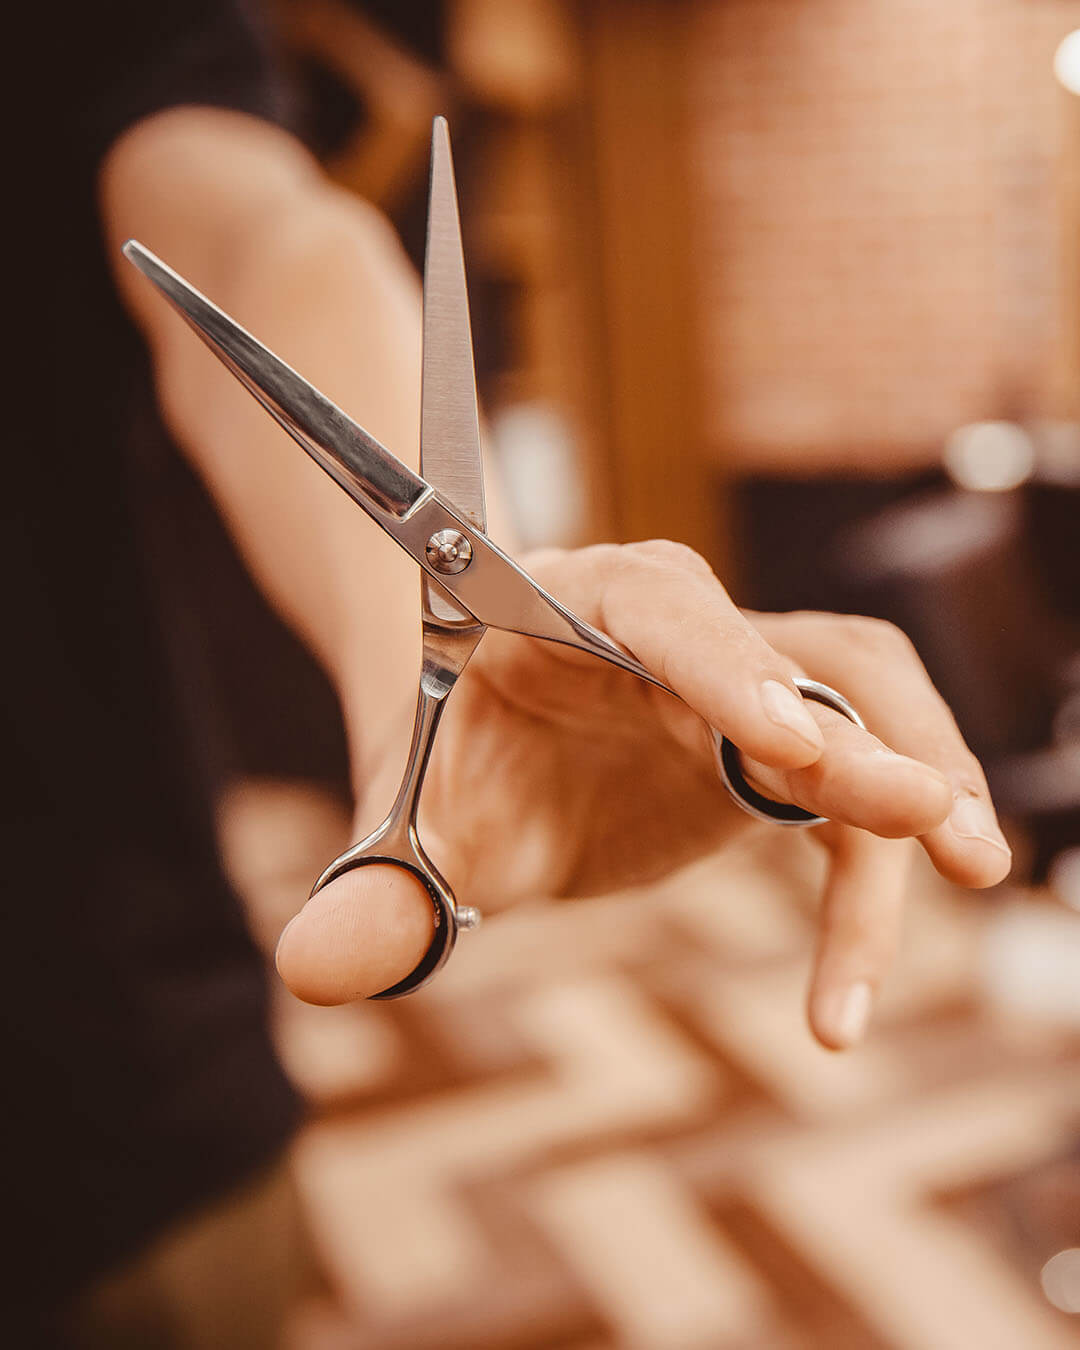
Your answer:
[426,528,473,574]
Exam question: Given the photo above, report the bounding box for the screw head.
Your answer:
[426,528,473,574]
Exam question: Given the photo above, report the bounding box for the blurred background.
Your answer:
[198,2,1080,1346]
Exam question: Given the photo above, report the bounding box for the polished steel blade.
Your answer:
[122,240,428,523]
[421,117,486,532]
[419,118,488,644]
[121,241,664,693]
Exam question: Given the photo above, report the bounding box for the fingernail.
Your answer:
[760,680,825,754]
[949,794,1011,856]
[820,981,872,1048]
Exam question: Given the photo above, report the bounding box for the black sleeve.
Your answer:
[67,0,292,172]
[9,4,306,1310]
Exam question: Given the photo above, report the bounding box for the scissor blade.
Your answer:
[119,240,655,688]
[420,118,486,532]
[420,118,487,637]
[122,240,428,522]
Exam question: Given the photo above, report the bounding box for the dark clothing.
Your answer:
[11,0,306,1314]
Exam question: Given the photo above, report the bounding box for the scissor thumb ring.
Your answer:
[309,828,480,1001]
[716,677,865,826]
[309,676,864,1002]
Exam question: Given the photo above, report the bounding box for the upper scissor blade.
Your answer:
[420,117,486,533]
[122,241,428,522]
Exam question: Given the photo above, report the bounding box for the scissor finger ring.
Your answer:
[715,677,866,826]
[308,675,481,1000]
[310,846,478,1001]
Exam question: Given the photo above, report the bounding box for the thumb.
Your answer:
[275,863,435,1004]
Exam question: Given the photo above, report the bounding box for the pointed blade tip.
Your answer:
[121,240,166,288]
[431,116,451,160]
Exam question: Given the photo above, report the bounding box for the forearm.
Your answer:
[101,109,443,786]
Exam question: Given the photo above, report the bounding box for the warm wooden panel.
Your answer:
[1057,30,1080,418]
[580,0,717,556]
[688,0,1080,473]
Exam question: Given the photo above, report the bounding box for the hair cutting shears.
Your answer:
[124,118,862,999]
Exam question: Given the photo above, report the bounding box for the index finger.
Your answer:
[528,542,829,771]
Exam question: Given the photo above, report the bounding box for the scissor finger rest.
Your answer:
[715,677,866,826]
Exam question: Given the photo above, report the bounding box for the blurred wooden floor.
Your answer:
[222,780,1080,1350]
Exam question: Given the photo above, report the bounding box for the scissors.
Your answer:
[123,118,863,999]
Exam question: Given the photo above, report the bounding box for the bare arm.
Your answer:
[101,107,443,788]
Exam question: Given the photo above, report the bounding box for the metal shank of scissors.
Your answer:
[122,119,864,999]
[308,635,484,999]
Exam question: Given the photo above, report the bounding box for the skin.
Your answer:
[102,109,1010,1053]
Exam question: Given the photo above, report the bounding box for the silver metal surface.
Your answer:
[309,682,466,999]
[716,678,866,827]
[122,246,681,684]
[123,244,699,691]
[426,528,473,574]
[421,116,486,534]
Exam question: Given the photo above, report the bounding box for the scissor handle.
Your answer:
[309,838,476,1000]
[715,678,865,826]
[309,676,861,1000]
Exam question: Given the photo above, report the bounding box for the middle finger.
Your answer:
[748,612,1012,886]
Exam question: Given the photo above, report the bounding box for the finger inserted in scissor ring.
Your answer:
[309,850,465,999]
[716,678,866,826]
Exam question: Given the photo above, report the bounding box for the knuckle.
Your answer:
[837,615,916,661]
[951,750,986,793]
[786,608,835,632]
[592,543,639,621]
[524,545,570,570]
[628,538,712,574]
[583,542,624,573]
[519,545,572,584]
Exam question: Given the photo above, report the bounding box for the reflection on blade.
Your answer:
[120,238,661,686]
[421,117,486,532]
[122,240,427,521]
[420,117,488,633]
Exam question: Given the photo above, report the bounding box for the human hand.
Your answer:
[276,541,1009,1047]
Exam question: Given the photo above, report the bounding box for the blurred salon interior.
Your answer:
[37,2,1080,1348]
